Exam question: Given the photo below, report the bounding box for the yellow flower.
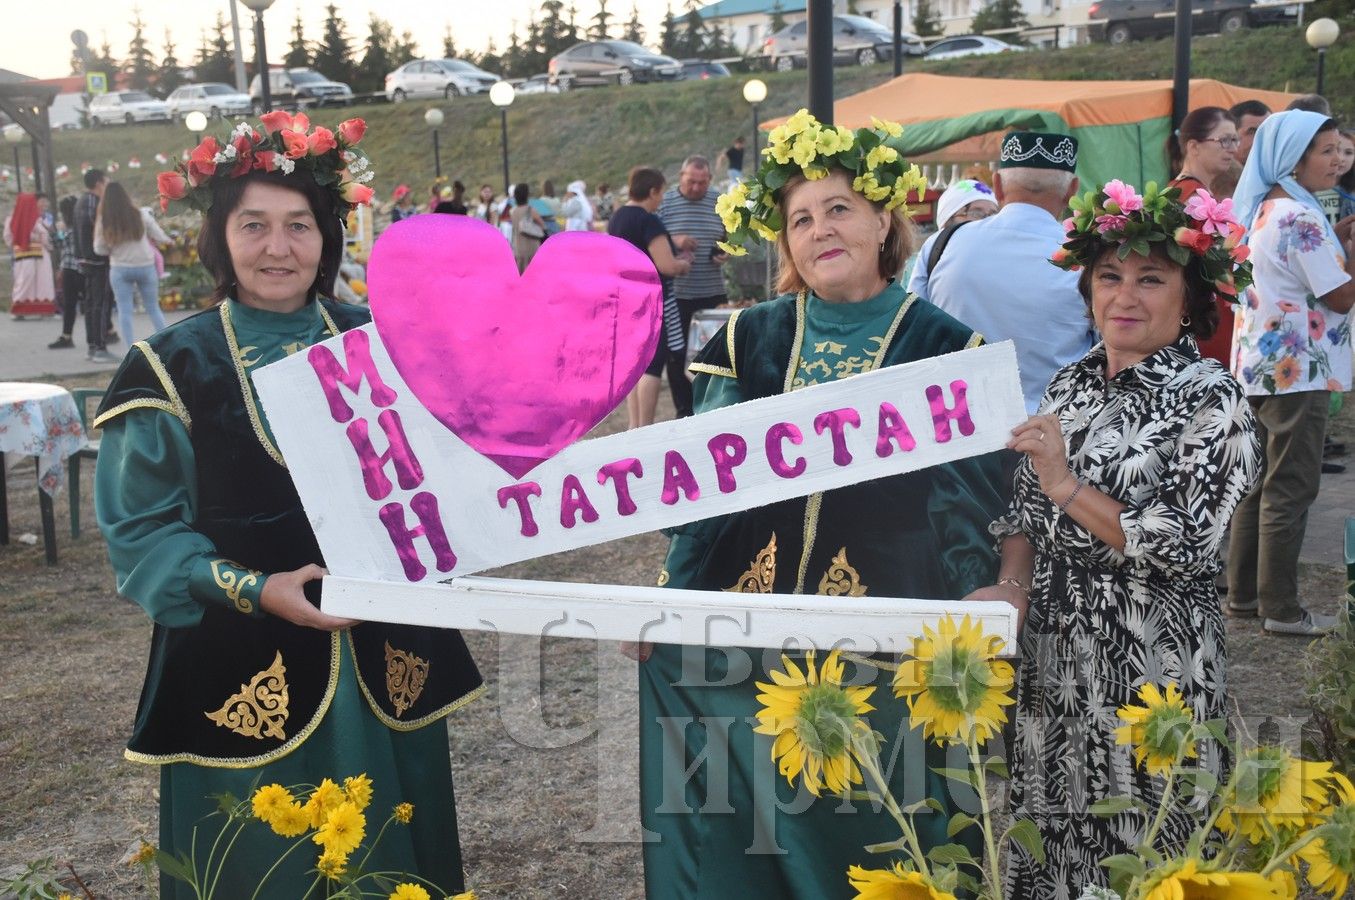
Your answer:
[394,802,415,824]
[1113,682,1197,777]
[892,615,1015,745]
[343,773,373,811]
[815,126,853,156]
[251,783,295,823]
[846,860,957,899]
[270,801,311,838]
[716,240,747,257]
[750,219,779,242]
[306,778,345,829]
[715,182,749,232]
[784,108,816,135]
[790,133,819,169]
[753,650,875,797]
[767,137,795,165]
[129,839,156,866]
[871,116,904,138]
[1139,857,1286,900]
[312,801,366,856]
[389,885,431,900]
[886,181,915,212]
[1218,747,1342,844]
[1297,800,1355,897]
[865,144,900,170]
[448,893,478,900]
[316,849,348,880]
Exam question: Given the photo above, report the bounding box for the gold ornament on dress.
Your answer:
[726,534,777,593]
[817,548,867,597]
[210,559,262,614]
[384,641,430,718]
[204,651,290,741]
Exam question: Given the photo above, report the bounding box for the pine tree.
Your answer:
[565,4,581,44]
[912,0,942,37]
[312,3,355,84]
[355,14,395,94]
[193,16,233,85]
[477,38,501,76]
[393,30,419,66]
[680,0,708,57]
[970,0,1029,39]
[768,1,788,33]
[125,9,157,91]
[539,1,573,58]
[285,12,311,68]
[159,29,185,95]
[442,25,457,60]
[659,4,679,56]
[622,2,646,43]
[589,0,614,40]
[520,13,547,74]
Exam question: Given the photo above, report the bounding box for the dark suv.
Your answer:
[548,41,682,88]
[1087,0,1298,44]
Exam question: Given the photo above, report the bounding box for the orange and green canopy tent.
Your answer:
[766,73,1296,188]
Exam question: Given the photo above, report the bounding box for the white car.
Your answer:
[385,58,499,101]
[165,83,252,120]
[922,35,1026,60]
[87,91,171,127]
[512,74,560,95]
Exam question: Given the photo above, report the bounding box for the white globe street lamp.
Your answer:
[424,108,445,178]
[1306,18,1340,97]
[184,111,209,133]
[490,82,516,195]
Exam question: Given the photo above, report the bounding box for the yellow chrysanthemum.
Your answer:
[1218,747,1343,844]
[316,849,348,880]
[343,773,373,811]
[312,801,366,856]
[1139,857,1286,900]
[846,860,957,899]
[892,614,1015,745]
[394,802,415,824]
[871,116,904,138]
[716,240,747,257]
[753,649,875,797]
[251,783,295,823]
[129,840,156,866]
[1113,682,1198,777]
[270,801,311,838]
[388,884,431,900]
[306,778,345,829]
[865,144,900,170]
[1298,801,1355,897]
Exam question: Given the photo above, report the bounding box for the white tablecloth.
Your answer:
[0,382,88,496]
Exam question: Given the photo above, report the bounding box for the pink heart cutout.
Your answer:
[367,215,662,478]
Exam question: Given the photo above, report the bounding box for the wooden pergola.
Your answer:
[0,82,60,198]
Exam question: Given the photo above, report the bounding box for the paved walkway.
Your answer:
[2,307,1350,568]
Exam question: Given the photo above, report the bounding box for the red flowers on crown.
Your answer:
[156,113,375,218]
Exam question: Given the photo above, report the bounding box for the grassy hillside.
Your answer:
[36,21,1355,207]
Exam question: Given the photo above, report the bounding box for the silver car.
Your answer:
[385,59,499,101]
[165,83,252,120]
[762,14,925,72]
[922,35,1025,60]
[548,40,682,88]
[87,91,171,127]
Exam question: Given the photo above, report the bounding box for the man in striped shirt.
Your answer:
[658,155,728,417]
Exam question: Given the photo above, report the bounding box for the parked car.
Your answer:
[249,67,352,113]
[548,40,682,88]
[385,58,498,101]
[1087,0,1297,44]
[513,73,561,95]
[87,91,171,127]
[762,14,925,72]
[922,34,1025,60]
[679,59,732,80]
[165,83,252,120]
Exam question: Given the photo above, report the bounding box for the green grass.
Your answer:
[29,21,1355,206]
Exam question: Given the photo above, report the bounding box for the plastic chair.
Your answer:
[68,387,104,538]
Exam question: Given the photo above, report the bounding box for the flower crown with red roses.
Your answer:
[1051,180,1253,304]
[156,112,375,217]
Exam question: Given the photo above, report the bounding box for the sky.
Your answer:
[3,1,682,81]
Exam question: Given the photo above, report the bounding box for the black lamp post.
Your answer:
[743,79,769,298]
[893,0,904,77]
[424,108,444,179]
[490,81,516,196]
[239,0,276,113]
[1306,18,1340,97]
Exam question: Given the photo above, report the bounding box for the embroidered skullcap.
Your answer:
[999,131,1079,172]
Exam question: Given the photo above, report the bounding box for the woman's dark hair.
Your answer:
[513,182,530,205]
[452,180,465,201]
[1167,106,1235,175]
[627,166,666,201]
[1339,129,1355,194]
[98,182,146,246]
[1300,118,1340,166]
[1076,243,1219,340]
[58,195,78,230]
[196,170,344,305]
[542,179,555,197]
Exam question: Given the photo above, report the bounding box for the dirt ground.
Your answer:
[2,377,1351,899]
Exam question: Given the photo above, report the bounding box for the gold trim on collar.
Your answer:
[793,492,823,594]
[965,331,985,349]
[872,294,916,370]
[783,291,809,393]
[92,398,182,431]
[124,631,343,769]
[689,363,737,379]
[317,303,340,336]
[219,303,288,469]
[345,631,486,731]
[725,307,742,378]
[135,341,193,433]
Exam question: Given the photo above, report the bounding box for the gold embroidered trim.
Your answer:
[125,631,342,769]
[656,569,670,587]
[345,631,485,731]
[841,651,899,672]
[204,651,290,740]
[688,363,737,379]
[725,534,777,593]
[872,294,916,370]
[317,304,340,336]
[793,493,824,594]
[817,548,867,597]
[210,559,262,614]
[965,331,985,349]
[92,398,182,430]
[783,291,809,393]
[725,307,742,378]
[384,641,430,718]
[219,303,288,469]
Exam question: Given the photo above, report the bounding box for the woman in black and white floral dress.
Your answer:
[965,182,1262,898]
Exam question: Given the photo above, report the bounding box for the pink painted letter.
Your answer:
[876,402,917,458]
[927,381,975,443]
[497,482,543,537]
[378,491,457,581]
[765,422,806,478]
[345,410,424,501]
[597,458,644,516]
[560,474,601,529]
[707,433,748,494]
[307,329,399,423]
[661,450,701,505]
[813,408,862,467]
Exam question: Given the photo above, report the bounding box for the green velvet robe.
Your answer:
[639,285,1007,900]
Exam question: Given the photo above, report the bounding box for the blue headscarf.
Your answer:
[1233,109,1337,247]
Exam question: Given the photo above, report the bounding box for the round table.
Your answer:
[0,381,88,563]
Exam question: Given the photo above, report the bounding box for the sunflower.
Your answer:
[312,801,366,856]
[754,650,876,797]
[891,615,1015,745]
[342,773,373,811]
[388,885,430,900]
[1113,682,1197,777]
[1218,747,1342,843]
[1140,857,1287,900]
[251,783,295,823]
[845,861,957,899]
[1299,801,1355,898]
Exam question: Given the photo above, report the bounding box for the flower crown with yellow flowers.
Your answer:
[156,111,375,218]
[715,108,928,256]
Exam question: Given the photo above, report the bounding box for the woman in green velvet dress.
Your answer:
[625,112,1010,899]
[95,119,483,898]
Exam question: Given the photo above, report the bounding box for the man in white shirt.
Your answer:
[909,131,1093,413]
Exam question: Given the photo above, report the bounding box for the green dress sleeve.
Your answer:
[95,408,267,627]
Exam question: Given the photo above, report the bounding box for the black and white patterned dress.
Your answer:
[995,335,1261,899]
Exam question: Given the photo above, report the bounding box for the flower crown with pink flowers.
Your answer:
[1051,180,1253,304]
[156,111,375,218]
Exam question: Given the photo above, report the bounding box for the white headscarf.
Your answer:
[564,179,593,231]
[935,179,997,229]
